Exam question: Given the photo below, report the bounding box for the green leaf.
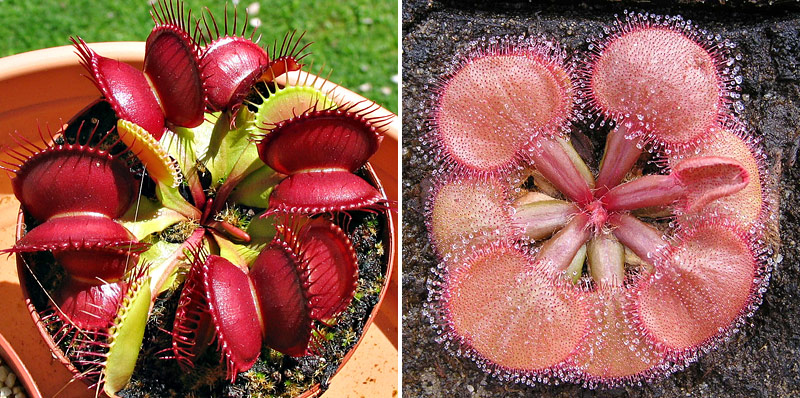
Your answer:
[120,198,188,240]
[203,109,262,190]
[103,277,151,396]
[116,120,200,219]
[117,120,181,188]
[566,244,587,284]
[253,84,336,126]
[164,117,215,202]
[143,228,207,296]
[211,231,265,269]
[246,212,277,243]
[205,212,277,269]
[139,240,182,292]
[156,182,201,220]
[229,166,283,208]
[166,118,215,175]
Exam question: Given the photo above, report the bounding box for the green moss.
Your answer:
[159,219,201,243]
[340,329,358,348]
[213,204,255,232]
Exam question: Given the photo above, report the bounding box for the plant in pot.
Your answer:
[3,1,396,396]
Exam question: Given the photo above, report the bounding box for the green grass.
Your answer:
[0,0,398,113]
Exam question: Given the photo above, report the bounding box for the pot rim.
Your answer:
[9,42,397,398]
[0,42,399,142]
[0,329,43,398]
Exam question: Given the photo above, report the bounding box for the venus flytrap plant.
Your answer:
[3,124,148,333]
[168,217,359,381]
[255,100,390,215]
[425,11,774,388]
[5,0,392,396]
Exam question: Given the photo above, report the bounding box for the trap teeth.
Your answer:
[201,36,270,111]
[11,144,136,222]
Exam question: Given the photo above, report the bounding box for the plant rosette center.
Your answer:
[5,1,392,397]
[425,12,774,388]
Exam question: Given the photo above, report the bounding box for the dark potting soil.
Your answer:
[403,1,800,397]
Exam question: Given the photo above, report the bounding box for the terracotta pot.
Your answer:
[0,43,398,397]
[0,332,42,398]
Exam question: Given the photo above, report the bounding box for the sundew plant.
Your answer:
[424,11,776,388]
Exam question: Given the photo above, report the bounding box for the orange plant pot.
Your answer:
[0,331,42,398]
[0,43,398,398]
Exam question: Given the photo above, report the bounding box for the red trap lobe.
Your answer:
[145,0,207,128]
[11,143,135,222]
[267,170,384,215]
[250,241,314,357]
[257,110,383,175]
[201,36,270,111]
[54,278,128,331]
[198,5,273,111]
[170,248,215,370]
[9,215,144,281]
[261,31,310,83]
[204,255,262,381]
[72,37,167,139]
[257,106,387,215]
[291,218,358,322]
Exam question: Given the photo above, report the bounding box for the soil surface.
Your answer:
[401,1,800,397]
